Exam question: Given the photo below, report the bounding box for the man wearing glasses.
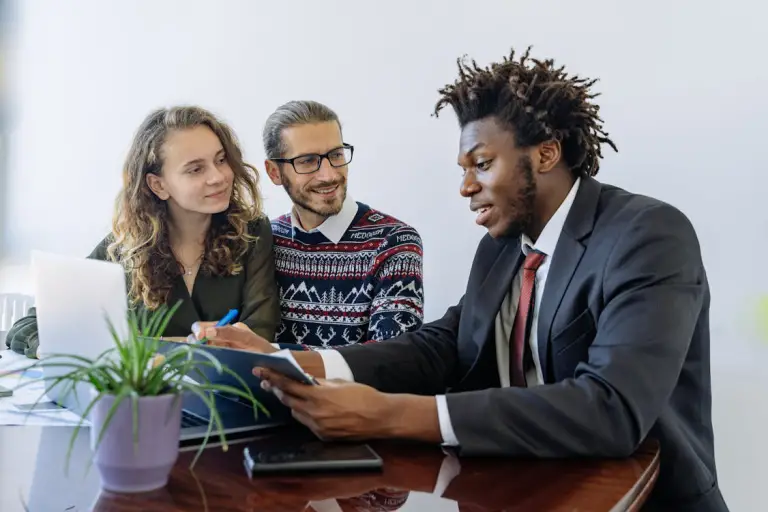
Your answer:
[261,100,424,349]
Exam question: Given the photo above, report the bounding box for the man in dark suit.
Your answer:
[200,47,728,511]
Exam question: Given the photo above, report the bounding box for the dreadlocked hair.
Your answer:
[433,46,618,177]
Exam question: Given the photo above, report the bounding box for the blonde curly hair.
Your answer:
[107,106,264,309]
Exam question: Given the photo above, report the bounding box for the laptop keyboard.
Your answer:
[181,410,207,428]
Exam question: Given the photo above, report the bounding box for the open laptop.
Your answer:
[31,250,288,444]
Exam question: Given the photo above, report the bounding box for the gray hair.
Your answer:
[262,100,341,159]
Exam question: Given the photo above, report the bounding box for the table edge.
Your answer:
[610,442,661,512]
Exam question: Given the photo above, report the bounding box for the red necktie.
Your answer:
[510,249,546,387]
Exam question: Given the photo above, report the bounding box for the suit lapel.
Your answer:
[456,238,523,389]
[471,238,524,357]
[536,177,601,382]
[536,236,584,382]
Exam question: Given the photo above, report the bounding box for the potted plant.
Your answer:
[18,302,268,493]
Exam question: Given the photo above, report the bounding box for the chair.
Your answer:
[0,293,34,345]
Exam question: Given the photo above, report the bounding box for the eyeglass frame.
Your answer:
[270,143,354,174]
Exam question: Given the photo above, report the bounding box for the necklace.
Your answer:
[173,249,203,276]
[182,257,202,276]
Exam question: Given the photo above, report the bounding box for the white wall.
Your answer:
[0,1,765,509]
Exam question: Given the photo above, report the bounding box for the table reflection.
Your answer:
[4,425,656,512]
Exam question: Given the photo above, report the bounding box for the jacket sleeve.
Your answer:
[4,237,111,358]
[238,216,281,342]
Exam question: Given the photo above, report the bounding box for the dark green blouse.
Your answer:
[5,217,280,358]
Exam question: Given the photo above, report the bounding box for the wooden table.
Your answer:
[0,425,659,511]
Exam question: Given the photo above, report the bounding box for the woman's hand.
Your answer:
[157,336,189,342]
[190,322,278,353]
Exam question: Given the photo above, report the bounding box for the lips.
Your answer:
[206,188,228,198]
[471,203,493,226]
[312,184,340,195]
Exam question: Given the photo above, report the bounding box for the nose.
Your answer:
[206,163,226,184]
[460,169,480,198]
[320,154,337,173]
[314,157,337,181]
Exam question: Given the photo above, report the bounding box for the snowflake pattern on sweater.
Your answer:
[271,202,424,348]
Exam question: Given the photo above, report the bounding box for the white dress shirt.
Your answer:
[319,178,582,446]
[290,194,359,244]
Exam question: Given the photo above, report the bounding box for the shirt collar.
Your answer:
[291,194,359,244]
[521,177,581,256]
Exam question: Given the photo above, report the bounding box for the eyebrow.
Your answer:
[458,142,486,164]
[183,148,225,167]
[465,142,486,155]
[288,145,345,159]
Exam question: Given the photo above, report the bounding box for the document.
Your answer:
[0,350,86,427]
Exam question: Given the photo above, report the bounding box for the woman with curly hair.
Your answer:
[6,106,280,357]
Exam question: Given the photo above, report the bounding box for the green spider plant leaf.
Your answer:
[22,301,268,474]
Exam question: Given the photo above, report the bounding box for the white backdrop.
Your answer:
[0,1,765,509]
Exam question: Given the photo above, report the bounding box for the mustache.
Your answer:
[309,178,345,191]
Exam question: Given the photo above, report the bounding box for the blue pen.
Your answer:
[196,308,238,344]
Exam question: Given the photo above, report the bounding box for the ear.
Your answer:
[264,160,283,186]
[145,173,170,201]
[535,140,562,174]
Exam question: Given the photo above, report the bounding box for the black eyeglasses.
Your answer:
[271,143,354,174]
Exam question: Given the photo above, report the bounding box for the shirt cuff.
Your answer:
[435,395,460,446]
[432,452,462,496]
[317,350,355,382]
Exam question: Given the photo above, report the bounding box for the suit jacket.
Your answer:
[337,177,728,511]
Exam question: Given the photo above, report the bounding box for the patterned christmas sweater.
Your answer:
[270,201,424,349]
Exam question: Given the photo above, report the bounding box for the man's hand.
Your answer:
[256,367,394,440]
[255,368,443,444]
[191,323,278,353]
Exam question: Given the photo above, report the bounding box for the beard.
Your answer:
[280,170,347,218]
[501,155,537,238]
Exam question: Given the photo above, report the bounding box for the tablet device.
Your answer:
[243,430,383,475]
[155,339,317,388]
